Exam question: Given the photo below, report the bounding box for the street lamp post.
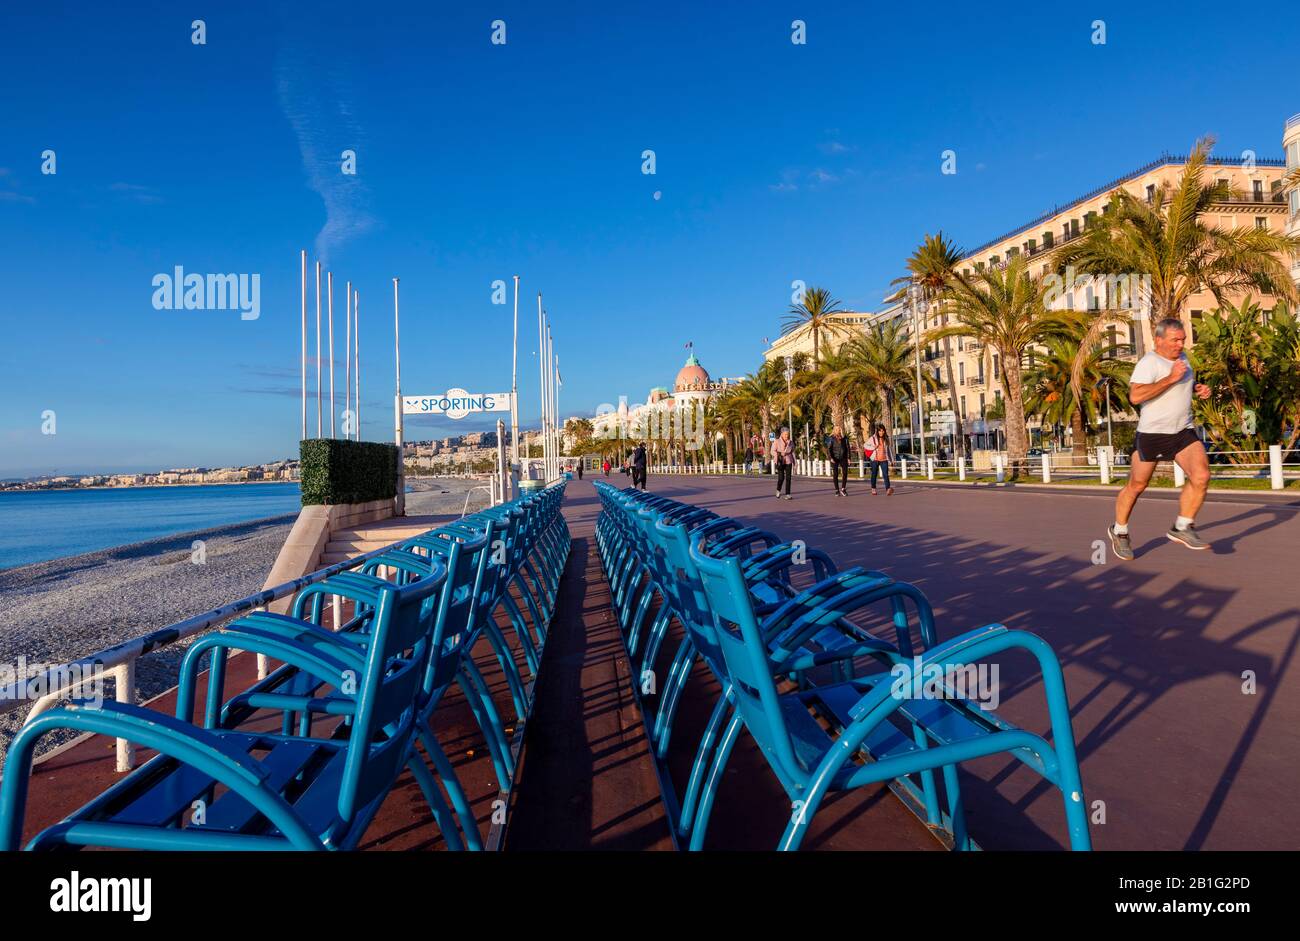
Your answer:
[909,285,928,463]
[1105,378,1114,450]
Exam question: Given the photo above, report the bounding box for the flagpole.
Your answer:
[354,290,361,441]
[345,280,351,437]
[300,250,307,440]
[511,274,520,466]
[328,271,335,438]
[393,277,404,516]
[537,293,545,479]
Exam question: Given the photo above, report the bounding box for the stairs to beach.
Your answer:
[318,515,456,566]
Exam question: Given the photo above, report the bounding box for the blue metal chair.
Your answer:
[687,537,1092,851]
[0,559,449,851]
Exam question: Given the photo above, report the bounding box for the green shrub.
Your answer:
[299,439,398,506]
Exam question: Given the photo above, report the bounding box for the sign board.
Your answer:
[402,389,514,419]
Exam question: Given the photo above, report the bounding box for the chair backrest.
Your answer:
[337,557,447,823]
[688,535,807,788]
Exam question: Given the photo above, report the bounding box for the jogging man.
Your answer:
[1108,317,1212,560]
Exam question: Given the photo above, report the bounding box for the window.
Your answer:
[975,261,985,272]
[1146,184,1156,203]
[1042,230,1054,248]
[1063,223,1071,241]
[1070,219,1080,237]
[1107,325,1117,354]
[959,362,965,384]
[1083,211,1097,230]
[1128,323,1136,348]
[1255,216,1268,230]
[990,255,1000,266]
[1253,179,1264,200]
[1008,247,1019,258]
[979,393,986,414]
[960,395,967,417]
[1028,238,1037,253]
[992,353,1000,378]
[1217,177,1229,189]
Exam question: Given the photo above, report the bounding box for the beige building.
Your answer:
[1287,113,1300,286]
[763,311,875,364]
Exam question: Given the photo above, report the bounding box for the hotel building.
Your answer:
[767,122,1297,451]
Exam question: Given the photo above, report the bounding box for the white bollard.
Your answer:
[995,454,1004,483]
[1174,462,1186,487]
[1270,444,1284,490]
[114,661,136,772]
[859,458,865,478]
[926,458,934,480]
[958,457,966,481]
[1098,448,1110,485]
[900,457,908,479]
[1041,453,1051,483]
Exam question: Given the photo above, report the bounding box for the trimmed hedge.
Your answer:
[299,439,399,506]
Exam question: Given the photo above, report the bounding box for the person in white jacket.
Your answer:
[865,424,894,495]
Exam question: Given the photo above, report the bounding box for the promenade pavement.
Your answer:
[529,471,1300,850]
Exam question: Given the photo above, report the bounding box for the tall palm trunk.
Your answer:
[1070,408,1088,462]
[1002,356,1030,477]
[940,332,964,455]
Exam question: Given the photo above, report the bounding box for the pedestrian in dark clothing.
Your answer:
[577,462,583,480]
[744,446,754,473]
[827,424,851,496]
[631,442,648,490]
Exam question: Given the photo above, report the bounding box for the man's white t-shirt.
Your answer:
[1130,352,1194,434]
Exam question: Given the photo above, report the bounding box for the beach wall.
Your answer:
[260,499,394,613]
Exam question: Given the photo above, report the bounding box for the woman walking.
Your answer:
[865,424,894,495]
[827,424,851,496]
[772,428,794,500]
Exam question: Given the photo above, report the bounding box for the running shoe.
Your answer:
[1166,524,1210,551]
[1108,525,1134,561]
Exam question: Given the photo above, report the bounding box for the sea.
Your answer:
[0,483,303,570]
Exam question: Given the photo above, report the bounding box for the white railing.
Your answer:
[1,531,437,772]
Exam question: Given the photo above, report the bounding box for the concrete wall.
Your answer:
[260,499,394,613]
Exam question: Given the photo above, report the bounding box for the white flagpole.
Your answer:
[544,319,552,481]
[315,261,322,438]
[537,293,545,479]
[393,278,404,516]
[511,274,520,465]
[345,280,351,436]
[547,322,556,480]
[328,271,335,438]
[300,250,307,440]
[354,290,361,441]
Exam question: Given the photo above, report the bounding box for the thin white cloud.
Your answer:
[276,48,375,267]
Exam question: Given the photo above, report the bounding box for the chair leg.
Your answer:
[405,750,466,851]
[419,727,483,851]
[687,709,743,851]
[677,690,733,837]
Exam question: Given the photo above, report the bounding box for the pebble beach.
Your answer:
[0,476,490,762]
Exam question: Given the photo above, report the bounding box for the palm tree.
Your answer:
[1052,137,1300,345]
[894,233,970,455]
[782,287,851,367]
[826,319,918,445]
[1024,337,1134,461]
[927,257,1063,476]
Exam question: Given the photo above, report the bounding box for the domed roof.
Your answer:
[674,353,711,392]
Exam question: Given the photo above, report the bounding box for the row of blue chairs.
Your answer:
[0,482,570,851]
[594,482,1091,850]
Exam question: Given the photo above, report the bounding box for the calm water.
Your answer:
[0,483,302,570]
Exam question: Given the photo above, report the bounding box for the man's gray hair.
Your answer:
[1153,317,1186,338]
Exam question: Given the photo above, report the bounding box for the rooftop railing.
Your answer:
[967,153,1287,258]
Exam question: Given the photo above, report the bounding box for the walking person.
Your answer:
[1108,317,1213,560]
[631,441,648,491]
[827,424,851,496]
[866,424,894,495]
[772,427,794,500]
[577,461,583,480]
[744,444,754,474]
[602,459,611,477]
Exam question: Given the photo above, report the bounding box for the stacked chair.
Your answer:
[0,482,570,852]
[593,481,1091,851]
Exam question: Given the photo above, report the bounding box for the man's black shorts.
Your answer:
[1134,428,1201,462]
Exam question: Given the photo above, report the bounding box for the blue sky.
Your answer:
[1,0,1295,476]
